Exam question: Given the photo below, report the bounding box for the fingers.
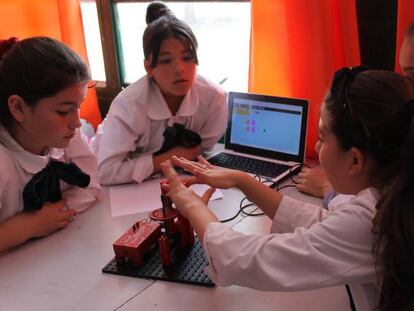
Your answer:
[296,183,306,192]
[50,205,76,224]
[295,175,304,184]
[201,187,216,204]
[160,183,170,194]
[160,160,182,187]
[43,199,76,220]
[173,155,204,169]
[298,168,310,177]
[180,175,199,187]
[160,160,178,178]
[171,156,205,174]
[43,198,68,211]
[62,208,76,219]
[58,220,71,228]
[161,159,205,191]
[197,155,214,169]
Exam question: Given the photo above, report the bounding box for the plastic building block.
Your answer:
[158,232,172,266]
[113,220,161,267]
[103,236,214,287]
[111,179,196,271]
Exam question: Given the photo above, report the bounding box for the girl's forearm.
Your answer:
[186,204,219,242]
[0,213,37,253]
[188,208,219,242]
[235,173,283,219]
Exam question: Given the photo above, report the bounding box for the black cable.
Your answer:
[276,184,297,191]
[219,163,313,223]
[345,284,357,311]
[220,175,267,223]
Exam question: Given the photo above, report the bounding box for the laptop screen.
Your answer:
[225,92,308,163]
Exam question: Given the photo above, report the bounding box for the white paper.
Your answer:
[189,184,223,201]
[109,178,223,217]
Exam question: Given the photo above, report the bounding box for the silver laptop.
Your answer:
[208,91,308,183]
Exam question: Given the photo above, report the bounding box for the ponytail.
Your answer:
[325,69,414,311]
[372,99,414,311]
[145,1,175,25]
[143,1,198,68]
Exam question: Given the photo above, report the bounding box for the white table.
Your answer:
[0,184,350,311]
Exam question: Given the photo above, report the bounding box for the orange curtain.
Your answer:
[249,0,360,158]
[394,0,414,73]
[0,0,101,129]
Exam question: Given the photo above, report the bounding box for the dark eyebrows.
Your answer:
[159,49,192,56]
[57,101,82,108]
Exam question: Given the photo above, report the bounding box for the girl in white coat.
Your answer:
[160,68,414,311]
[91,1,227,185]
[0,37,101,253]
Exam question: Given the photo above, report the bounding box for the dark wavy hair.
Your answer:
[0,36,90,126]
[324,68,414,311]
[143,1,198,68]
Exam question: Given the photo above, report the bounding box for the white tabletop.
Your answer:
[0,183,350,311]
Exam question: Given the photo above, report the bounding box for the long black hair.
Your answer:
[324,68,414,311]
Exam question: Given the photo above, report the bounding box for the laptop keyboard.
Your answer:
[208,153,290,178]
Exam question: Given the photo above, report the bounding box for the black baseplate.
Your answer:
[102,236,214,287]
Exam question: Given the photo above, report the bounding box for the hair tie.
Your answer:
[0,37,19,58]
[330,66,370,109]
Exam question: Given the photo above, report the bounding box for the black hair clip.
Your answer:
[155,123,201,155]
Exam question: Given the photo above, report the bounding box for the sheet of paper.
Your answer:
[109,178,223,217]
[189,184,223,201]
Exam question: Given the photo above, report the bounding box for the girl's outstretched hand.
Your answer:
[170,155,246,189]
[160,160,215,219]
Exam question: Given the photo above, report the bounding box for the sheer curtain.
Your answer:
[249,0,360,157]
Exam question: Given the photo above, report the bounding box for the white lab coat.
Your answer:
[203,188,380,311]
[91,74,227,185]
[0,125,101,222]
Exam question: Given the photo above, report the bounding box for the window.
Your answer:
[80,0,251,112]
[81,1,106,81]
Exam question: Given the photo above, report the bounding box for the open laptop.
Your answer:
[208,91,308,183]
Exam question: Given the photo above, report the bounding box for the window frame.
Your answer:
[90,0,250,115]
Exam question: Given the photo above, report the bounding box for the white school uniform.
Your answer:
[203,188,379,311]
[0,125,101,223]
[91,74,227,185]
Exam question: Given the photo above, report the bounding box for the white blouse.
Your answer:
[0,125,101,222]
[91,74,227,185]
[203,188,380,311]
